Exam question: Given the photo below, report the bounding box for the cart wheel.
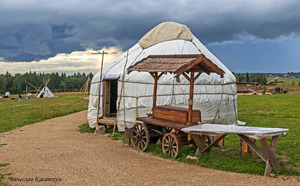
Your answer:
[162,133,180,158]
[131,122,149,151]
[163,127,172,133]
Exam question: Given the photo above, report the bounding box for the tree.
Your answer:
[0,71,95,93]
[59,81,67,91]
[12,74,23,94]
[0,75,7,94]
[291,80,295,86]
[246,72,249,82]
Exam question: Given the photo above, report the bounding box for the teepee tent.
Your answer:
[37,86,55,98]
[88,22,237,131]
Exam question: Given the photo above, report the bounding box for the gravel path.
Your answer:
[1,110,299,185]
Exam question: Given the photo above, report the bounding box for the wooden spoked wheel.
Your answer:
[162,133,180,158]
[131,122,150,151]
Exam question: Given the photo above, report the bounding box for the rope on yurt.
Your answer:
[171,78,175,105]
[213,84,224,123]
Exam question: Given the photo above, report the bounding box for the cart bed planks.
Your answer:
[153,105,201,124]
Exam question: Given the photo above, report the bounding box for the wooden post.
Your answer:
[96,51,105,128]
[153,72,158,107]
[238,134,267,162]
[191,134,206,156]
[202,134,226,154]
[113,49,129,135]
[264,136,279,176]
[135,97,139,122]
[188,71,194,124]
[259,138,281,173]
[240,138,255,155]
[150,72,163,107]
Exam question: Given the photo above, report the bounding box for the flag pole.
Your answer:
[96,51,105,133]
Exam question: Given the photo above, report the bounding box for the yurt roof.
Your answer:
[94,21,235,84]
[127,54,224,78]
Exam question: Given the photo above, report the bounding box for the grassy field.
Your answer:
[267,77,300,86]
[0,95,88,133]
[79,93,300,176]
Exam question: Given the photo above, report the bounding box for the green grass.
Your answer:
[78,123,95,133]
[267,77,300,86]
[82,94,300,176]
[0,96,88,133]
[237,94,300,169]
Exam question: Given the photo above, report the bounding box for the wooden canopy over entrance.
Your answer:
[127,54,225,124]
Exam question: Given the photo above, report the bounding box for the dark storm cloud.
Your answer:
[0,0,300,62]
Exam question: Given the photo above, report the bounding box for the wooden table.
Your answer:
[181,124,289,176]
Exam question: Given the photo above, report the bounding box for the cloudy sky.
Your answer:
[1,0,300,74]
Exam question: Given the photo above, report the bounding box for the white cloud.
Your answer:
[0,47,123,75]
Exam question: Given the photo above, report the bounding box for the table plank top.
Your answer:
[181,124,289,139]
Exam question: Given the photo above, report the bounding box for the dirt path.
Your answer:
[1,111,299,185]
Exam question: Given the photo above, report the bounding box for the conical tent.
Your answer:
[37,86,55,98]
[88,22,237,131]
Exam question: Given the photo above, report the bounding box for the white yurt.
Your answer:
[88,22,237,131]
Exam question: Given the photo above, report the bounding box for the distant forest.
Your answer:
[233,72,300,85]
[233,73,267,85]
[1,71,299,95]
[234,72,300,78]
[0,71,94,94]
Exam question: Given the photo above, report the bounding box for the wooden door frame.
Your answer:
[103,80,111,117]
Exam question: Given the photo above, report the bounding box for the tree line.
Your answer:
[233,72,267,85]
[0,71,94,95]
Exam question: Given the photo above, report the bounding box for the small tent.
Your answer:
[37,86,55,98]
[4,92,10,98]
[88,22,237,131]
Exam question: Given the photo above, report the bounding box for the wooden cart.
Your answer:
[126,54,224,157]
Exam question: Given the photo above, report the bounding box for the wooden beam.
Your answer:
[264,136,279,176]
[181,72,191,82]
[149,72,163,107]
[158,72,164,79]
[201,134,227,153]
[175,55,204,76]
[194,72,201,81]
[188,71,194,124]
[191,65,210,75]
[96,51,105,128]
[259,138,281,173]
[149,72,155,79]
[202,57,224,78]
[191,134,207,156]
[238,134,267,162]
[25,80,40,91]
[175,54,224,77]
